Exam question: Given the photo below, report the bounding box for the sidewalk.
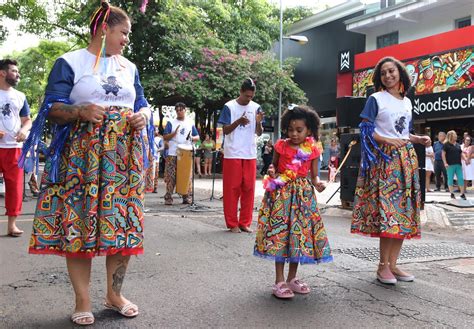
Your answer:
[2,172,472,231]
[191,175,474,230]
[1,171,473,328]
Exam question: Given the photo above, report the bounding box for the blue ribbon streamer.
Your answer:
[359,121,391,176]
[19,95,72,183]
[134,97,155,169]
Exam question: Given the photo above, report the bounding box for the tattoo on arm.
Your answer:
[111,260,127,296]
[48,103,82,125]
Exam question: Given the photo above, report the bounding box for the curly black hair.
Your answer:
[281,105,320,139]
[372,56,411,97]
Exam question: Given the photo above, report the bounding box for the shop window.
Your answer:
[380,0,396,9]
[376,31,398,49]
[455,17,471,29]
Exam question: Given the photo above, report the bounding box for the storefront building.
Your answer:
[340,0,474,138]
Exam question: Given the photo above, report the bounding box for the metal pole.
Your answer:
[277,0,283,141]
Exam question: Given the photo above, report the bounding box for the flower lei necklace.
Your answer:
[263,137,314,192]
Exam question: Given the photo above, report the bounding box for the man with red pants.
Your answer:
[0,59,32,237]
[218,78,263,233]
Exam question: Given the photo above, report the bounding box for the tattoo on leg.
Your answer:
[112,260,127,296]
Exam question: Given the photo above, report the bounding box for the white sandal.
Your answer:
[71,311,95,326]
[104,301,139,318]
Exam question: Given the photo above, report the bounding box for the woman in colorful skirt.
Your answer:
[254,106,333,299]
[351,57,430,285]
[20,1,153,325]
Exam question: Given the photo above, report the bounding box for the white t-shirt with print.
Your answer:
[166,118,195,156]
[0,89,29,148]
[368,90,412,140]
[218,99,260,159]
[62,49,137,109]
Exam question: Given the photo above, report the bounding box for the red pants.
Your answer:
[222,158,256,228]
[0,148,24,216]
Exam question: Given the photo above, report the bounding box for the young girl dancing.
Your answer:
[254,106,333,299]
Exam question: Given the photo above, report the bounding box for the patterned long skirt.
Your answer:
[351,142,421,239]
[29,106,145,258]
[254,178,333,264]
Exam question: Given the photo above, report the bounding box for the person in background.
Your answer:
[462,132,470,142]
[433,131,449,192]
[217,78,263,233]
[260,139,274,176]
[315,137,324,178]
[152,130,164,193]
[0,58,32,237]
[328,138,339,182]
[461,135,473,193]
[425,139,434,192]
[201,133,215,176]
[163,102,200,205]
[442,130,467,200]
[194,135,203,178]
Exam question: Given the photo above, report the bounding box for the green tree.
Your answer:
[154,47,306,132]
[15,40,75,116]
[1,0,312,126]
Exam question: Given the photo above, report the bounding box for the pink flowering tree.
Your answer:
[148,47,306,133]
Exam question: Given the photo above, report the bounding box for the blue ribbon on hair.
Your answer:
[19,95,72,183]
[359,121,391,176]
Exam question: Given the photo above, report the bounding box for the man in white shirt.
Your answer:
[152,130,164,193]
[163,103,199,205]
[0,59,32,237]
[218,79,263,233]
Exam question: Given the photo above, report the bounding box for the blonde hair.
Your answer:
[445,130,457,144]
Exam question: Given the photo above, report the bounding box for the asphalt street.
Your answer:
[1,179,473,328]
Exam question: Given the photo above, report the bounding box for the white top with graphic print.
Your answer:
[61,49,136,109]
[361,90,412,140]
[0,89,30,148]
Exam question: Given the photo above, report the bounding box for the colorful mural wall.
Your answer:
[353,47,474,97]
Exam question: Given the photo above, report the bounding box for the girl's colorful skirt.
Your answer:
[351,142,421,239]
[254,177,333,264]
[29,106,145,258]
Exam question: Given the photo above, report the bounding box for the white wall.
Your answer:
[365,2,474,50]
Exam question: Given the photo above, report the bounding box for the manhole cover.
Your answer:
[448,212,474,226]
[336,243,474,262]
